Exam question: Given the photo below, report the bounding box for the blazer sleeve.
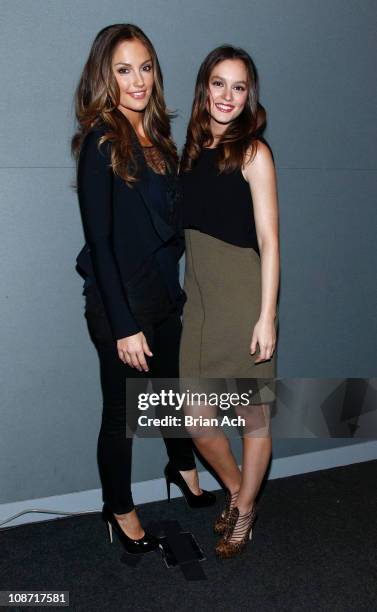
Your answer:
[77,129,141,340]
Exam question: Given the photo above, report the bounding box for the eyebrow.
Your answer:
[114,58,152,67]
[211,74,247,85]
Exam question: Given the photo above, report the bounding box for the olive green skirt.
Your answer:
[179,229,278,404]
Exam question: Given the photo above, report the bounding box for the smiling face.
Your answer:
[207,58,249,128]
[112,38,154,119]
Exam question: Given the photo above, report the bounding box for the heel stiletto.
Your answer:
[164,462,216,508]
[102,503,159,555]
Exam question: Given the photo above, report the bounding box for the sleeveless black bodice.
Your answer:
[181,147,260,255]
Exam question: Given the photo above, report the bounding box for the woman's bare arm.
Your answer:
[242,141,280,362]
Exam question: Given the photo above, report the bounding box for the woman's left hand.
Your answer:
[250,316,276,363]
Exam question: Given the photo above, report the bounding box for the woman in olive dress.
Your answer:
[180,45,279,558]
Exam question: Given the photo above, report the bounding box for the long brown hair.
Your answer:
[71,24,178,183]
[181,45,266,173]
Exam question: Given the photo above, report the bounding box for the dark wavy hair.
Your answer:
[180,45,266,173]
[71,23,178,183]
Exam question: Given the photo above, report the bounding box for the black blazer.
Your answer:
[75,123,184,340]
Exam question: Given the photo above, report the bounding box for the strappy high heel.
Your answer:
[215,504,258,559]
[102,503,159,555]
[213,490,239,534]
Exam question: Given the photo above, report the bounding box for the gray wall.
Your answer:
[0,0,376,504]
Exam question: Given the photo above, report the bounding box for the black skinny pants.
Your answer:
[84,283,196,514]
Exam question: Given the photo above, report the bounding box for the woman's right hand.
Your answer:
[117,332,153,372]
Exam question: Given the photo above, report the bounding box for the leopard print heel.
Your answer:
[215,504,258,559]
[213,490,239,535]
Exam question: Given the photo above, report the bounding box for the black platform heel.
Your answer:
[102,503,159,555]
[164,462,216,508]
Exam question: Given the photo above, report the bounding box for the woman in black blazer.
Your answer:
[72,24,214,555]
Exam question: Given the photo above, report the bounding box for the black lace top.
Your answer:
[143,145,183,306]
